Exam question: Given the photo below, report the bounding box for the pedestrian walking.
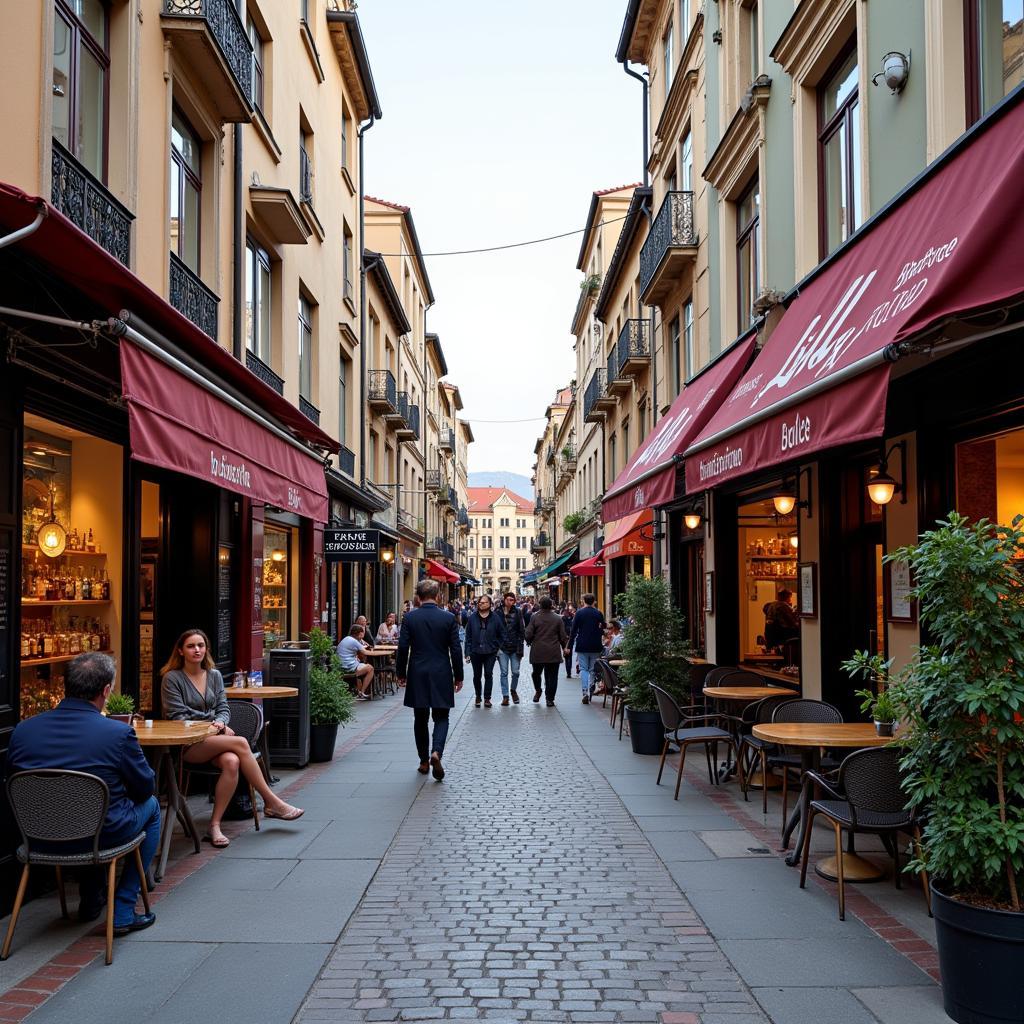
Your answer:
[395,579,464,780]
[496,591,525,705]
[525,595,567,706]
[567,593,606,704]
[463,594,504,708]
[560,603,576,677]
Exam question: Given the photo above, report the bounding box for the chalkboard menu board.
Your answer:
[0,531,9,695]
[217,544,233,667]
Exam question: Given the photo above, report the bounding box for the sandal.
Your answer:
[264,804,304,821]
[203,831,230,849]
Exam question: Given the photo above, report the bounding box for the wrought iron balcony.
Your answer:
[169,252,219,339]
[440,539,454,560]
[458,505,470,527]
[542,496,556,511]
[531,532,549,553]
[534,496,544,515]
[583,368,611,422]
[385,387,408,427]
[607,341,630,396]
[445,485,458,509]
[395,393,418,440]
[546,445,555,465]
[439,427,455,453]
[368,369,397,413]
[557,451,576,488]
[436,482,453,505]
[425,468,442,491]
[398,508,423,536]
[407,404,421,441]
[639,190,697,304]
[161,0,253,122]
[245,349,284,395]
[617,318,651,377]
[337,444,355,477]
[51,140,133,266]
[299,395,320,425]
[424,537,442,556]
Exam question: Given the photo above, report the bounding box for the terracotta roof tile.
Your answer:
[365,195,410,212]
[594,183,642,197]
[466,486,534,513]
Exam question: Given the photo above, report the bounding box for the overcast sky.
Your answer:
[357,0,640,483]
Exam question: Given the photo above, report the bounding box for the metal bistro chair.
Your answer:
[799,746,932,920]
[650,684,737,801]
[737,694,799,811]
[703,665,742,688]
[768,698,843,831]
[597,659,628,737]
[1,770,151,966]
[182,701,264,831]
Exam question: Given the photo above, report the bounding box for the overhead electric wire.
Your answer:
[373,214,629,257]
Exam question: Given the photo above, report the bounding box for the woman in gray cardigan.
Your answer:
[160,628,303,848]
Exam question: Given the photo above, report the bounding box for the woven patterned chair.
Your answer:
[1,770,150,966]
[736,694,799,811]
[703,666,741,688]
[597,660,627,736]
[183,701,264,831]
[768,699,843,830]
[799,746,932,920]
[650,684,737,800]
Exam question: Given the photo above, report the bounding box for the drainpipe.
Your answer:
[621,61,649,187]
[357,114,375,489]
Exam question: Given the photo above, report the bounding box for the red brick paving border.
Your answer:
[670,754,943,985]
[0,700,406,1021]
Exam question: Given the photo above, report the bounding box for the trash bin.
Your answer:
[266,645,311,768]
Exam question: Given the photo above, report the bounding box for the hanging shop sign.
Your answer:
[324,527,380,562]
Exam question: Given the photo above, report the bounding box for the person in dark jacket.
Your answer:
[463,594,505,708]
[396,579,464,779]
[567,593,607,704]
[560,604,576,677]
[6,651,160,934]
[525,595,568,706]
[495,591,526,705]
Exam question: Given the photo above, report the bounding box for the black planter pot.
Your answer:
[626,709,664,755]
[309,722,340,763]
[932,883,1024,1024]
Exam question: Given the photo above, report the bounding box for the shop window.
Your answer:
[818,46,862,257]
[956,427,1024,524]
[20,413,122,717]
[736,179,760,328]
[52,0,109,180]
[967,0,1024,123]
[245,239,272,365]
[170,107,201,273]
[262,525,292,652]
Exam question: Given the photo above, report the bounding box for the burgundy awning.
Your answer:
[602,333,757,521]
[570,552,605,576]
[424,558,460,583]
[121,343,328,521]
[685,92,1024,493]
[0,183,338,452]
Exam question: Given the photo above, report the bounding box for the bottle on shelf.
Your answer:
[70,526,80,551]
[86,528,96,552]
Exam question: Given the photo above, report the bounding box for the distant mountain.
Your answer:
[469,472,533,498]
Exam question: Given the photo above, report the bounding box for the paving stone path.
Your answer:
[296,698,769,1024]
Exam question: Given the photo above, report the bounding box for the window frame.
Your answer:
[735,177,760,329]
[964,0,1024,125]
[170,105,202,273]
[245,238,272,364]
[683,297,695,382]
[668,314,681,395]
[298,293,313,401]
[246,14,265,112]
[663,19,674,97]
[338,351,348,446]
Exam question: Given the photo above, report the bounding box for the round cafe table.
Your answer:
[752,722,894,878]
[135,720,214,881]
[226,686,299,782]
[702,686,792,784]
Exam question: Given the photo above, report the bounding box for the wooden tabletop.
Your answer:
[704,686,792,701]
[364,649,397,658]
[225,686,298,698]
[134,720,215,747]
[752,722,895,747]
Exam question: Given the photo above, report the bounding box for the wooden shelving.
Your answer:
[22,599,111,607]
[20,649,113,669]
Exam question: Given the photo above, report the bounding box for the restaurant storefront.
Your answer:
[682,88,1024,709]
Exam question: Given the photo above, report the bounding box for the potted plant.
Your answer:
[563,511,584,535]
[306,627,355,762]
[616,574,691,755]
[843,651,898,736]
[878,514,1024,1024]
[104,692,135,723]
[580,273,601,296]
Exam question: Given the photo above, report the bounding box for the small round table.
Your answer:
[226,686,299,782]
[752,722,894,877]
[702,686,794,784]
[135,721,214,881]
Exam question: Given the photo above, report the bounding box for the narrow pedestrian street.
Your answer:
[2,668,948,1024]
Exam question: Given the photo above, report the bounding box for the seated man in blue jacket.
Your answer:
[6,651,160,934]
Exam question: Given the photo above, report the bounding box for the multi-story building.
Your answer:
[607,0,1024,712]
[467,488,536,596]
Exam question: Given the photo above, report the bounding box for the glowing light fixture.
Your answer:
[867,441,908,507]
[36,486,67,558]
[789,534,799,550]
[270,548,286,562]
[684,513,702,530]
[772,493,796,516]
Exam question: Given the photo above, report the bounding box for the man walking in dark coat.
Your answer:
[396,578,464,780]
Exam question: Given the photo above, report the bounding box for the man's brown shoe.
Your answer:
[501,697,510,706]
[430,752,445,781]
[511,691,520,704]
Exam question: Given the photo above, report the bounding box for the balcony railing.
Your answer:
[51,140,133,266]
[425,468,442,491]
[458,505,470,527]
[546,445,555,465]
[161,0,252,121]
[436,483,452,505]
[531,532,549,552]
[430,536,454,560]
[639,190,696,298]
[439,427,455,453]
[169,252,219,339]
[299,395,320,425]
[583,368,608,421]
[367,369,397,412]
[337,444,355,477]
[617,318,651,376]
[534,496,544,515]
[398,508,423,535]
[245,349,284,395]
[407,404,420,440]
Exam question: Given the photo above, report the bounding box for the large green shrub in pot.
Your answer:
[616,573,691,713]
[306,627,355,727]
[884,514,1023,911]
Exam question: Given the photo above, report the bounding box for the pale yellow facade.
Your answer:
[467,489,536,595]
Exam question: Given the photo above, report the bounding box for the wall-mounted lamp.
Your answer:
[772,468,813,519]
[867,440,908,506]
[684,512,703,531]
[872,50,910,94]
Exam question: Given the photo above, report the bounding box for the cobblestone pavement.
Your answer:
[296,698,769,1024]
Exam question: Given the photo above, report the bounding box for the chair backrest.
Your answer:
[228,701,264,748]
[7,770,108,857]
[648,683,682,731]
[838,746,910,815]
[595,659,620,691]
[704,666,740,687]
[754,694,798,724]
[720,669,765,688]
[772,698,843,724]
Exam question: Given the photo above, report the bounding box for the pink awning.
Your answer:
[121,343,328,521]
[424,558,460,583]
[603,509,653,560]
[685,92,1024,493]
[602,333,757,521]
[570,552,605,576]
